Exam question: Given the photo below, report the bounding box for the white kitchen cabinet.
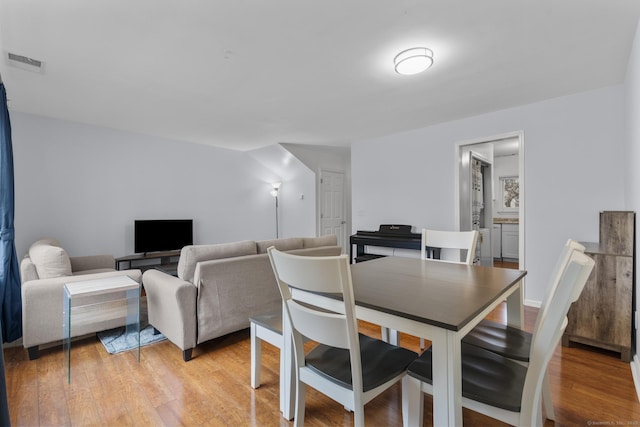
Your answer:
[492,224,502,259]
[478,228,492,266]
[501,223,519,259]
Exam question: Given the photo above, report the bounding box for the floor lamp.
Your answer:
[270,182,281,238]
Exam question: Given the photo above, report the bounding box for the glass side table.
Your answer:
[63,276,140,383]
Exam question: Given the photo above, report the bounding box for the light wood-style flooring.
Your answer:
[4,302,640,425]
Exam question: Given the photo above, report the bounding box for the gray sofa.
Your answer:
[20,238,142,360]
[142,235,340,361]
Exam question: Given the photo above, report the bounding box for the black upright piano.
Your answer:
[349,224,422,263]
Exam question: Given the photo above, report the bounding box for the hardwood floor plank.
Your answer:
[4,301,640,426]
[156,397,211,426]
[5,352,39,426]
[65,372,103,426]
[37,350,71,426]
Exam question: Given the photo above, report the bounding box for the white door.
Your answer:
[320,170,347,252]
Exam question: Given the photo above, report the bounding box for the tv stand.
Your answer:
[115,250,181,276]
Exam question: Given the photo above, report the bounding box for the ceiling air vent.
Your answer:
[6,51,45,73]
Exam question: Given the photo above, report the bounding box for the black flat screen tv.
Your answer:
[134,219,193,254]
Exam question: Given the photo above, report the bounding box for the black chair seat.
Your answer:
[306,334,418,392]
[462,319,532,362]
[250,310,283,334]
[407,342,526,412]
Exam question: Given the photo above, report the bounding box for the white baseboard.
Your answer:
[631,355,640,402]
[524,299,541,308]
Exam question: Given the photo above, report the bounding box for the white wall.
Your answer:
[11,112,316,259]
[624,18,640,363]
[353,85,626,304]
[247,144,317,239]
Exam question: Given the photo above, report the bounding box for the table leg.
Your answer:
[431,328,462,427]
[125,287,141,362]
[506,280,524,329]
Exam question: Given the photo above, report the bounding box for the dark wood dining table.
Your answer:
[280,256,526,426]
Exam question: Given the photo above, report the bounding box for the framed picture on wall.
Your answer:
[499,176,519,213]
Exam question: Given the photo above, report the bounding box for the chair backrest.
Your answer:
[421,229,479,264]
[520,250,594,423]
[267,247,363,390]
[531,239,585,335]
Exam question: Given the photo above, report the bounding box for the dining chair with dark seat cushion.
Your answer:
[268,247,418,427]
[402,248,594,427]
[461,239,585,419]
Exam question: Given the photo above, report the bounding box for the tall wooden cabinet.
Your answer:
[562,211,635,362]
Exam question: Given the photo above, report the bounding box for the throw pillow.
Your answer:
[29,239,72,279]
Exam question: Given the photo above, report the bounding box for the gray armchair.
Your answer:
[20,238,141,359]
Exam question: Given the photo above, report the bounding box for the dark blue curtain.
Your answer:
[0,81,15,425]
[0,82,21,344]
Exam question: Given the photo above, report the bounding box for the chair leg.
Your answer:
[542,370,555,420]
[293,381,306,427]
[389,329,399,346]
[250,322,261,388]
[353,404,365,427]
[182,348,193,362]
[402,376,424,427]
[381,327,400,345]
[381,326,389,342]
[278,335,285,412]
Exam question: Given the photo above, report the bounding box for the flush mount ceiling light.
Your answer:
[394,47,433,75]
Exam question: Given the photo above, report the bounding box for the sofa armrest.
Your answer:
[69,254,115,272]
[21,269,142,349]
[142,269,197,352]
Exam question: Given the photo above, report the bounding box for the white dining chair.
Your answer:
[401,248,594,427]
[421,229,480,264]
[462,239,585,420]
[383,229,479,347]
[267,247,418,427]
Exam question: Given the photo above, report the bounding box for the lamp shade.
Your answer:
[394,47,433,75]
[270,182,281,198]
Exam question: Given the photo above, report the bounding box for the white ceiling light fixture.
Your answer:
[394,47,433,75]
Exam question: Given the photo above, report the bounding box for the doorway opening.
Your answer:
[455,131,524,270]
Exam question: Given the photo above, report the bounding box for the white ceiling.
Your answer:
[1,1,639,151]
